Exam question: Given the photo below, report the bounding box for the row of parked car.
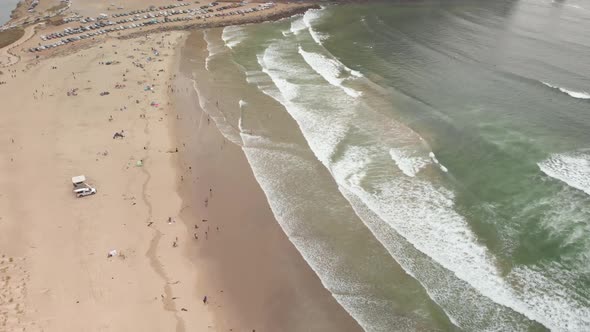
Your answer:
[42,20,118,40]
[32,28,110,52]
[31,14,200,53]
[41,3,227,42]
[213,3,275,17]
[113,7,213,25]
[111,2,192,18]
[29,2,275,53]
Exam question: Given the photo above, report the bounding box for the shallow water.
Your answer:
[0,0,20,26]
[190,0,590,330]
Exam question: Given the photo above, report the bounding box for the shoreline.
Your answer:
[169,30,363,331]
[0,1,362,331]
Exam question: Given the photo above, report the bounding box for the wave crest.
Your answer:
[538,151,590,195]
[542,82,590,100]
[303,8,328,45]
[390,148,430,177]
[221,25,247,49]
[298,46,362,98]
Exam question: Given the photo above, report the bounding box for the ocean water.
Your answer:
[0,0,20,26]
[188,0,590,330]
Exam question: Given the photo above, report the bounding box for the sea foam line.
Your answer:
[191,78,242,145]
[542,81,590,99]
[302,8,328,45]
[221,25,246,49]
[339,185,534,331]
[429,152,449,173]
[389,149,449,177]
[298,46,362,98]
[538,152,590,196]
[290,16,307,35]
[203,30,224,71]
[389,148,430,177]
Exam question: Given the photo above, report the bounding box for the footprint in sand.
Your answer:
[0,255,39,331]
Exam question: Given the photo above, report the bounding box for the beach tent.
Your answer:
[72,175,86,185]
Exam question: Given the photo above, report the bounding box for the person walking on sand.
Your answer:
[203,296,207,304]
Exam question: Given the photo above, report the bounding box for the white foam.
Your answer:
[258,45,351,164]
[337,147,590,331]
[389,148,430,177]
[303,8,328,45]
[527,190,590,273]
[203,30,224,71]
[429,152,449,173]
[245,70,268,85]
[508,264,590,330]
[339,186,533,331]
[298,47,362,98]
[255,38,590,331]
[350,69,363,78]
[238,99,247,132]
[538,152,590,195]
[191,79,242,145]
[309,28,327,45]
[237,141,375,329]
[221,25,246,49]
[290,17,307,35]
[542,81,590,99]
[258,52,300,103]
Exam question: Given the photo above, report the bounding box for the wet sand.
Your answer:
[170,31,363,332]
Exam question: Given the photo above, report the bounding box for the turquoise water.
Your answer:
[0,0,20,26]
[192,0,590,330]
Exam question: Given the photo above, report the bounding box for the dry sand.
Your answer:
[0,30,216,331]
[0,1,363,332]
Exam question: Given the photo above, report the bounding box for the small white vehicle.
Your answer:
[72,175,97,198]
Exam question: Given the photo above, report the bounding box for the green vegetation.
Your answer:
[0,28,25,49]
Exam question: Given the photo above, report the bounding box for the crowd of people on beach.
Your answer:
[29,2,277,53]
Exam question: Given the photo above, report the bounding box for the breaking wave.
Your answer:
[303,8,328,45]
[221,25,247,49]
[204,30,224,71]
[538,152,590,195]
[298,46,362,98]
[290,16,307,35]
[542,82,590,99]
[191,78,242,145]
[429,152,449,173]
[389,148,430,177]
[388,149,449,177]
[256,39,590,331]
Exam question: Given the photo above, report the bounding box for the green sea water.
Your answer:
[190,0,590,330]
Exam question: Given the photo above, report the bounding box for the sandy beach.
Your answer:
[0,30,215,331]
[4,0,589,331]
[0,1,361,331]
